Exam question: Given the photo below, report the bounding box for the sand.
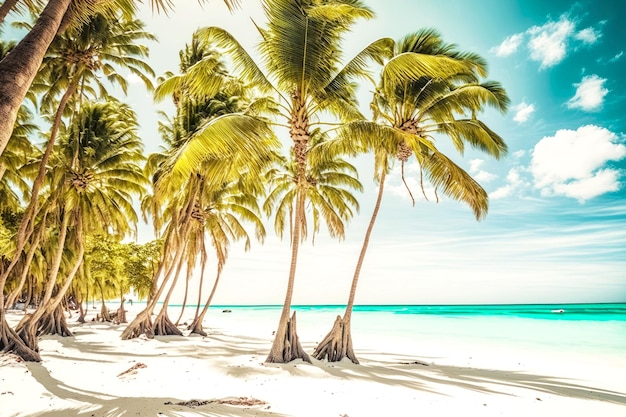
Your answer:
[1,306,625,417]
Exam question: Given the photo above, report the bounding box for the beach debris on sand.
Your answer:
[399,360,430,366]
[117,362,147,377]
[166,397,267,408]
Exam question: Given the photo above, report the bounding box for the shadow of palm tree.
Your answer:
[24,362,287,417]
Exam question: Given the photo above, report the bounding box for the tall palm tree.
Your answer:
[313,29,509,363]
[168,0,472,363]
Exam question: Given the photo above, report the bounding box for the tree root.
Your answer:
[187,317,207,337]
[153,312,183,336]
[121,310,154,340]
[313,315,359,364]
[14,315,41,358]
[0,313,40,362]
[38,304,73,337]
[266,312,310,363]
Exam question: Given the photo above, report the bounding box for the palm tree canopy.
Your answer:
[327,28,510,220]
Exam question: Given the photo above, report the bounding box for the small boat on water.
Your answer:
[551,309,565,313]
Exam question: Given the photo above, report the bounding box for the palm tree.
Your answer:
[14,99,147,356]
[313,29,510,363]
[123,34,271,339]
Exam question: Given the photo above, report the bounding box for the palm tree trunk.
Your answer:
[266,188,310,363]
[38,219,85,336]
[313,169,387,364]
[174,265,193,326]
[15,210,72,351]
[0,0,71,158]
[188,262,222,336]
[4,213,47,310]
[0,82,76,295]
[153,249,185,336]
[192,241,208,322]
[122,183,200,340]
[0,0,21,27]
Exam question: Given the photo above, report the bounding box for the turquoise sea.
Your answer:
[135,302,626,367]
[210,303,626,321]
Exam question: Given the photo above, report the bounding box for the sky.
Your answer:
[6,0,626,305]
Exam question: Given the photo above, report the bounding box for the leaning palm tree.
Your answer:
[313,29,510,364]
[14,99,147,355]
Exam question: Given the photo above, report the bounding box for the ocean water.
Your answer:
[127,302,626,371]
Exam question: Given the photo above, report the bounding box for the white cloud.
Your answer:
[491,33,524,57]
[567,74,609,112]
[609,51,623,63]
[469,159,497,183]
[513,150,526,159]
[469,158,484,173]
[552,170,620,201]
[490,167,527,199]
[575,27,601,44]
[493,14,605,69]
[512,101,535,123]
[530,125,626,202]
[527,16,575,68]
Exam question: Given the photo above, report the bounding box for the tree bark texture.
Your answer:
[314,169,387,364]
[0,0,71,158]
[266,189,310,363]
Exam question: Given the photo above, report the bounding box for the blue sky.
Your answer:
[6,0,626,304]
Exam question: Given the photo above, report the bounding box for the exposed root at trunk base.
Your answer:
[187,318,207,337]
[115,306,127,324]
[38,305,73,337]
[153,313,183,336]
[121,310,154,340]
[14,315,41,359]
[0,315,41,362]
[266,312,311,364]
[313,315,359,364]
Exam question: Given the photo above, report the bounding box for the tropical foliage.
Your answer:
[0,1,509,365]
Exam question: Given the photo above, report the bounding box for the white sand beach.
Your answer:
[1,305,625,417]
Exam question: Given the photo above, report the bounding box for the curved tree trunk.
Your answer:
[115,290,127,324]
[174,265,193,326]
[0,82,76,294]
[152,251,185,336]
[121,239,185,339]
[122,184,199,340]
[0,0,71,158]
[14,209,71,353]
[4,215,47,310]
[21,217,84,339]
[188,262,222,337]
[266,189,310,363]
[0,308,40,361]
[191,240,208,323]
[314,169,387,364]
